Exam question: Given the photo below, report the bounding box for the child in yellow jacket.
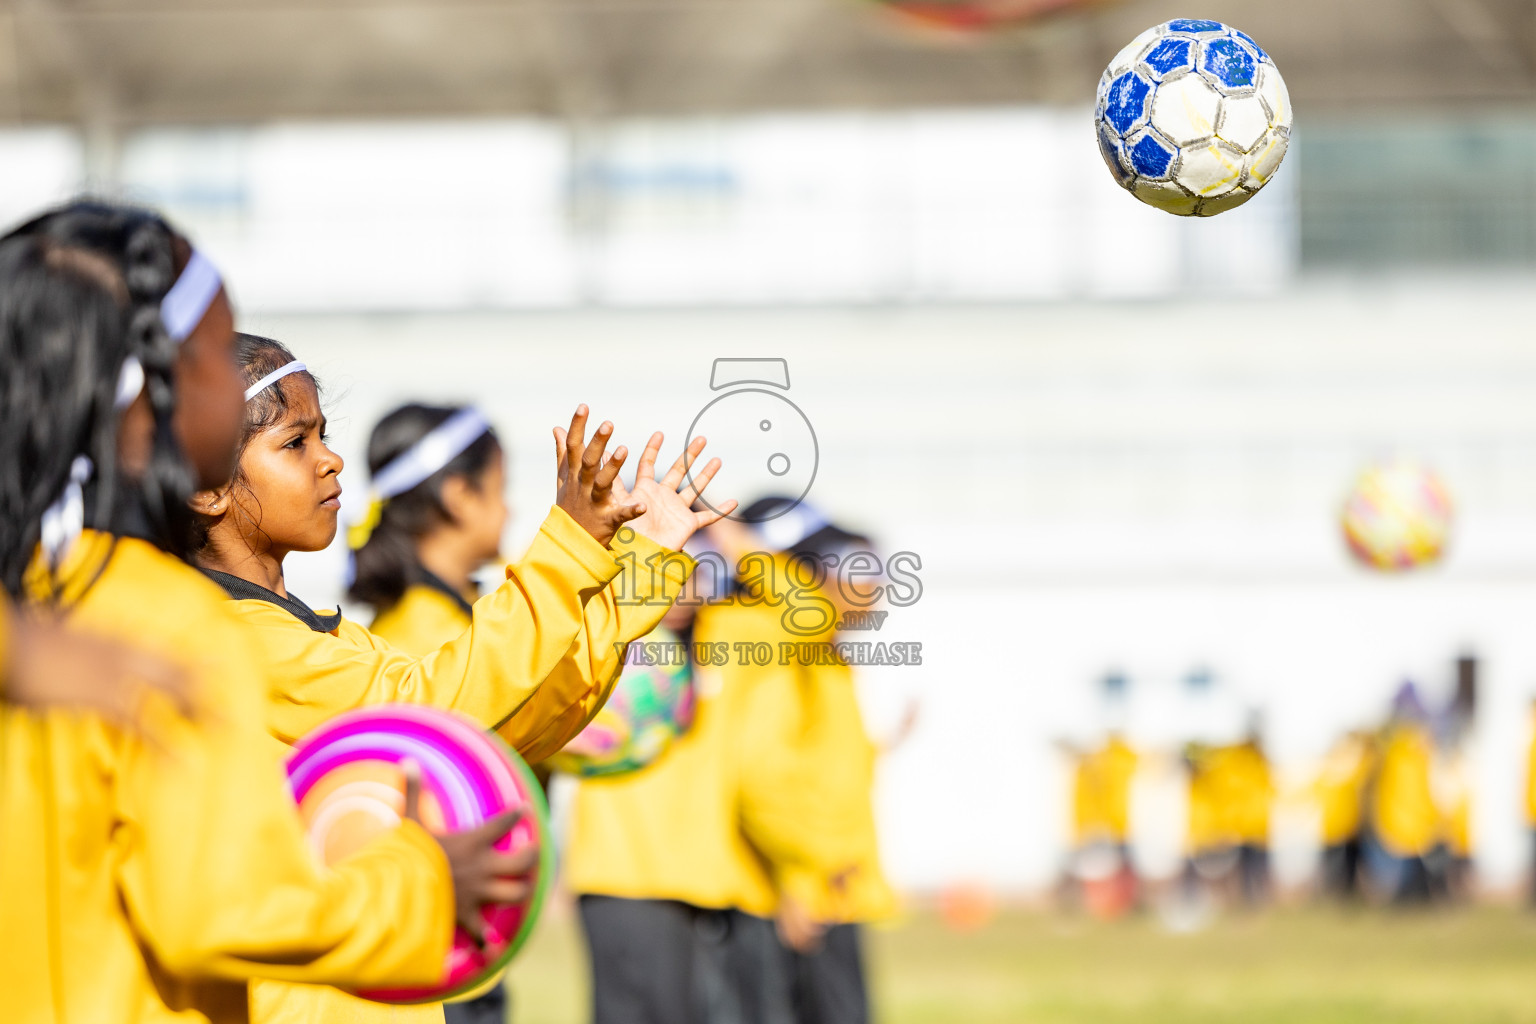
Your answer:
[739,498,898,1024]
[187,333,730,1022]
[345,401,551,1024]
[0,201,519,1023]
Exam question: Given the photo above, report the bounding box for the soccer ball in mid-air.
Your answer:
[1095,20,1291,216]
[1340,461,1453,571]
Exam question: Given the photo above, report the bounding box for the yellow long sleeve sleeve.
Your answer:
[3,535,455,1024]
[248,506,623,745]
[365,525,696,765]
[498,526,695,763]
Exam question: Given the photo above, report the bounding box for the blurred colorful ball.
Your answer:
[286,705,551,1004]
[871,0,1102,32]
[1341,461,1453,571]
[548,626,696,778]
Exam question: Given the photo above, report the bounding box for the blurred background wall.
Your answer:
[6,0,1536,895]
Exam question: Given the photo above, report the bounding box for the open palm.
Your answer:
[611,432,736,551]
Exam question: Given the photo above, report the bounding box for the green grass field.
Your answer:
[506,901,1536,1024]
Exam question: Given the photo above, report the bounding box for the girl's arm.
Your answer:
[496,433,728,761]
[115,601,457,990]
[496,526,696,762]
[261,503,624,744]
[2,600,197,742]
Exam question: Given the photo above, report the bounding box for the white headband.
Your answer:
[372,408,492,500]
[160,249,223,343]
[758,503,830,551]
[245,360,308,402]
[113,249,224,411]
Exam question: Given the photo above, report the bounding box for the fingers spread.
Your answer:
[662,435,707,491]
[694,499,736,529]
[679,456,723,505]
[579,421,613,487]
[634,432,664,483]
[594,445,628,494]
[564,406,590,469]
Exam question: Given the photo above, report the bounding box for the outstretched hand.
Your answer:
[5,611,198,748]
[552,405,644,547]
[612,433,737,551]
[403,760,539,946]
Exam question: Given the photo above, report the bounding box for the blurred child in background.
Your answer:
[1063,676,1140,919]
[1183,723,1273,909]
[1370,684,1438,904]
[349,403,507,656]
[345,403,512,1024]
[739,497,899,1024]
[1526,698,1536,906]
[1314,729,1378,901]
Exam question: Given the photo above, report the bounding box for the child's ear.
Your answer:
[438,475,473,526]
[189,487,228,518]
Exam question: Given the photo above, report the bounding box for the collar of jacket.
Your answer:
[199,568,343,633]
[412,564,476,619]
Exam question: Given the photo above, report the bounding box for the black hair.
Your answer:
[188,332,322,553]
[346,403,501,612]
[0,200,192,599]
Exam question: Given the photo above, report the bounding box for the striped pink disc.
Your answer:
[286,704,552,1004]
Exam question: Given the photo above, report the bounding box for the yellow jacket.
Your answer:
[229,514,691,1024]
[1071,737,1139,846]
[1433,746,1473,857]
[368,583,472,658]
[567,566,887,923]
[2,534,454,1024]
[1314,735,1375,847]
[224,511,692,762]
[1187,742,1273,853]
[1372,723,1438,858]
[783,658,898,924]
[1525,708,1536,827]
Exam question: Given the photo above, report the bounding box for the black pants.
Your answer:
[787,923,869,1024]
[1237,844,1271,907]
[1321,839,1362,900]
[578,895,793,1024]
[443,982,507,1024]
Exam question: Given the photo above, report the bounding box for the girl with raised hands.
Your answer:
[348,401,719,759]
[187,334,729,1021]
[347,401,729,1024]
[0,201,521,1023]
[191,335,729,755]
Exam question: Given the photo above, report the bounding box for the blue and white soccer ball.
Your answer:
[1095,20,1291,217]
